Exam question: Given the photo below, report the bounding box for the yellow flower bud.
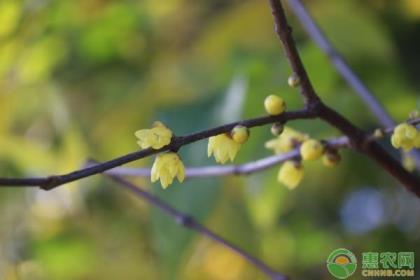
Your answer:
[135,121,173,150]
[231,125,249,144]
[287,74,300,88]
[322,151,341,167]
[278,161,304,189]
[271,123,284,136]
[151,152,185,189]
[300,139,324,161]
[208,134,241,164]
[391,123,418,151]
[264,95,286,116]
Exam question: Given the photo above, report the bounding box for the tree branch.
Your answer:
[106,119,419,179]
[286,0,394,127]
[106,175,288,280]
[268,0,321,109]
[0,110,314,189]
[286,0,420,170]
[267,0,420,196]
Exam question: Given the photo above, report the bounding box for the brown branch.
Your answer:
[107,119,419,179]
[0,110,314,190]
[267,0,420,196]
[286,0,420,170]
[319,105,420,194]
[106,175,288,280]
[286,0,395,127]
[268,0,320,109]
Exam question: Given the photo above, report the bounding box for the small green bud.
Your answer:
[373,128,384,139]
[271,123,284,136]
[288,73,300,88]
[322,151,341,167]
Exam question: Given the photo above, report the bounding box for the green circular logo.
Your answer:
[327,248,357,279]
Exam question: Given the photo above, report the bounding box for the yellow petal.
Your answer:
[152,121,165,128]
[208,134,241,164]
[134,129,149,138]
[391,134,402,148]
[161,175,172,189]
[168,162,178,177]
[265,127,308,154]
[265,139,279,150]
[135,122,173,150]
[150,152,185,189]
[227,141,240,162]
[151,161,159,182]
[278,161,304,189]
[402,154,416,172]
[135,130,158,149]
[177,162,185,182]
[207,137,215,157]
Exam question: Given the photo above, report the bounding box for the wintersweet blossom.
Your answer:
[391,123,418,151]
[135,121,172,149]
[208,134,241,164]
[265,127,308,154]
[151,152,185,189]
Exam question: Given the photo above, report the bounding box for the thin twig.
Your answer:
[107,152,300,178]
[105,137,348,178]
[384,118,420,133]
[365,117,420,143]
[106,175,289,280]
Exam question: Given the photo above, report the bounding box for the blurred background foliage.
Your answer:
[0,0,419,279]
